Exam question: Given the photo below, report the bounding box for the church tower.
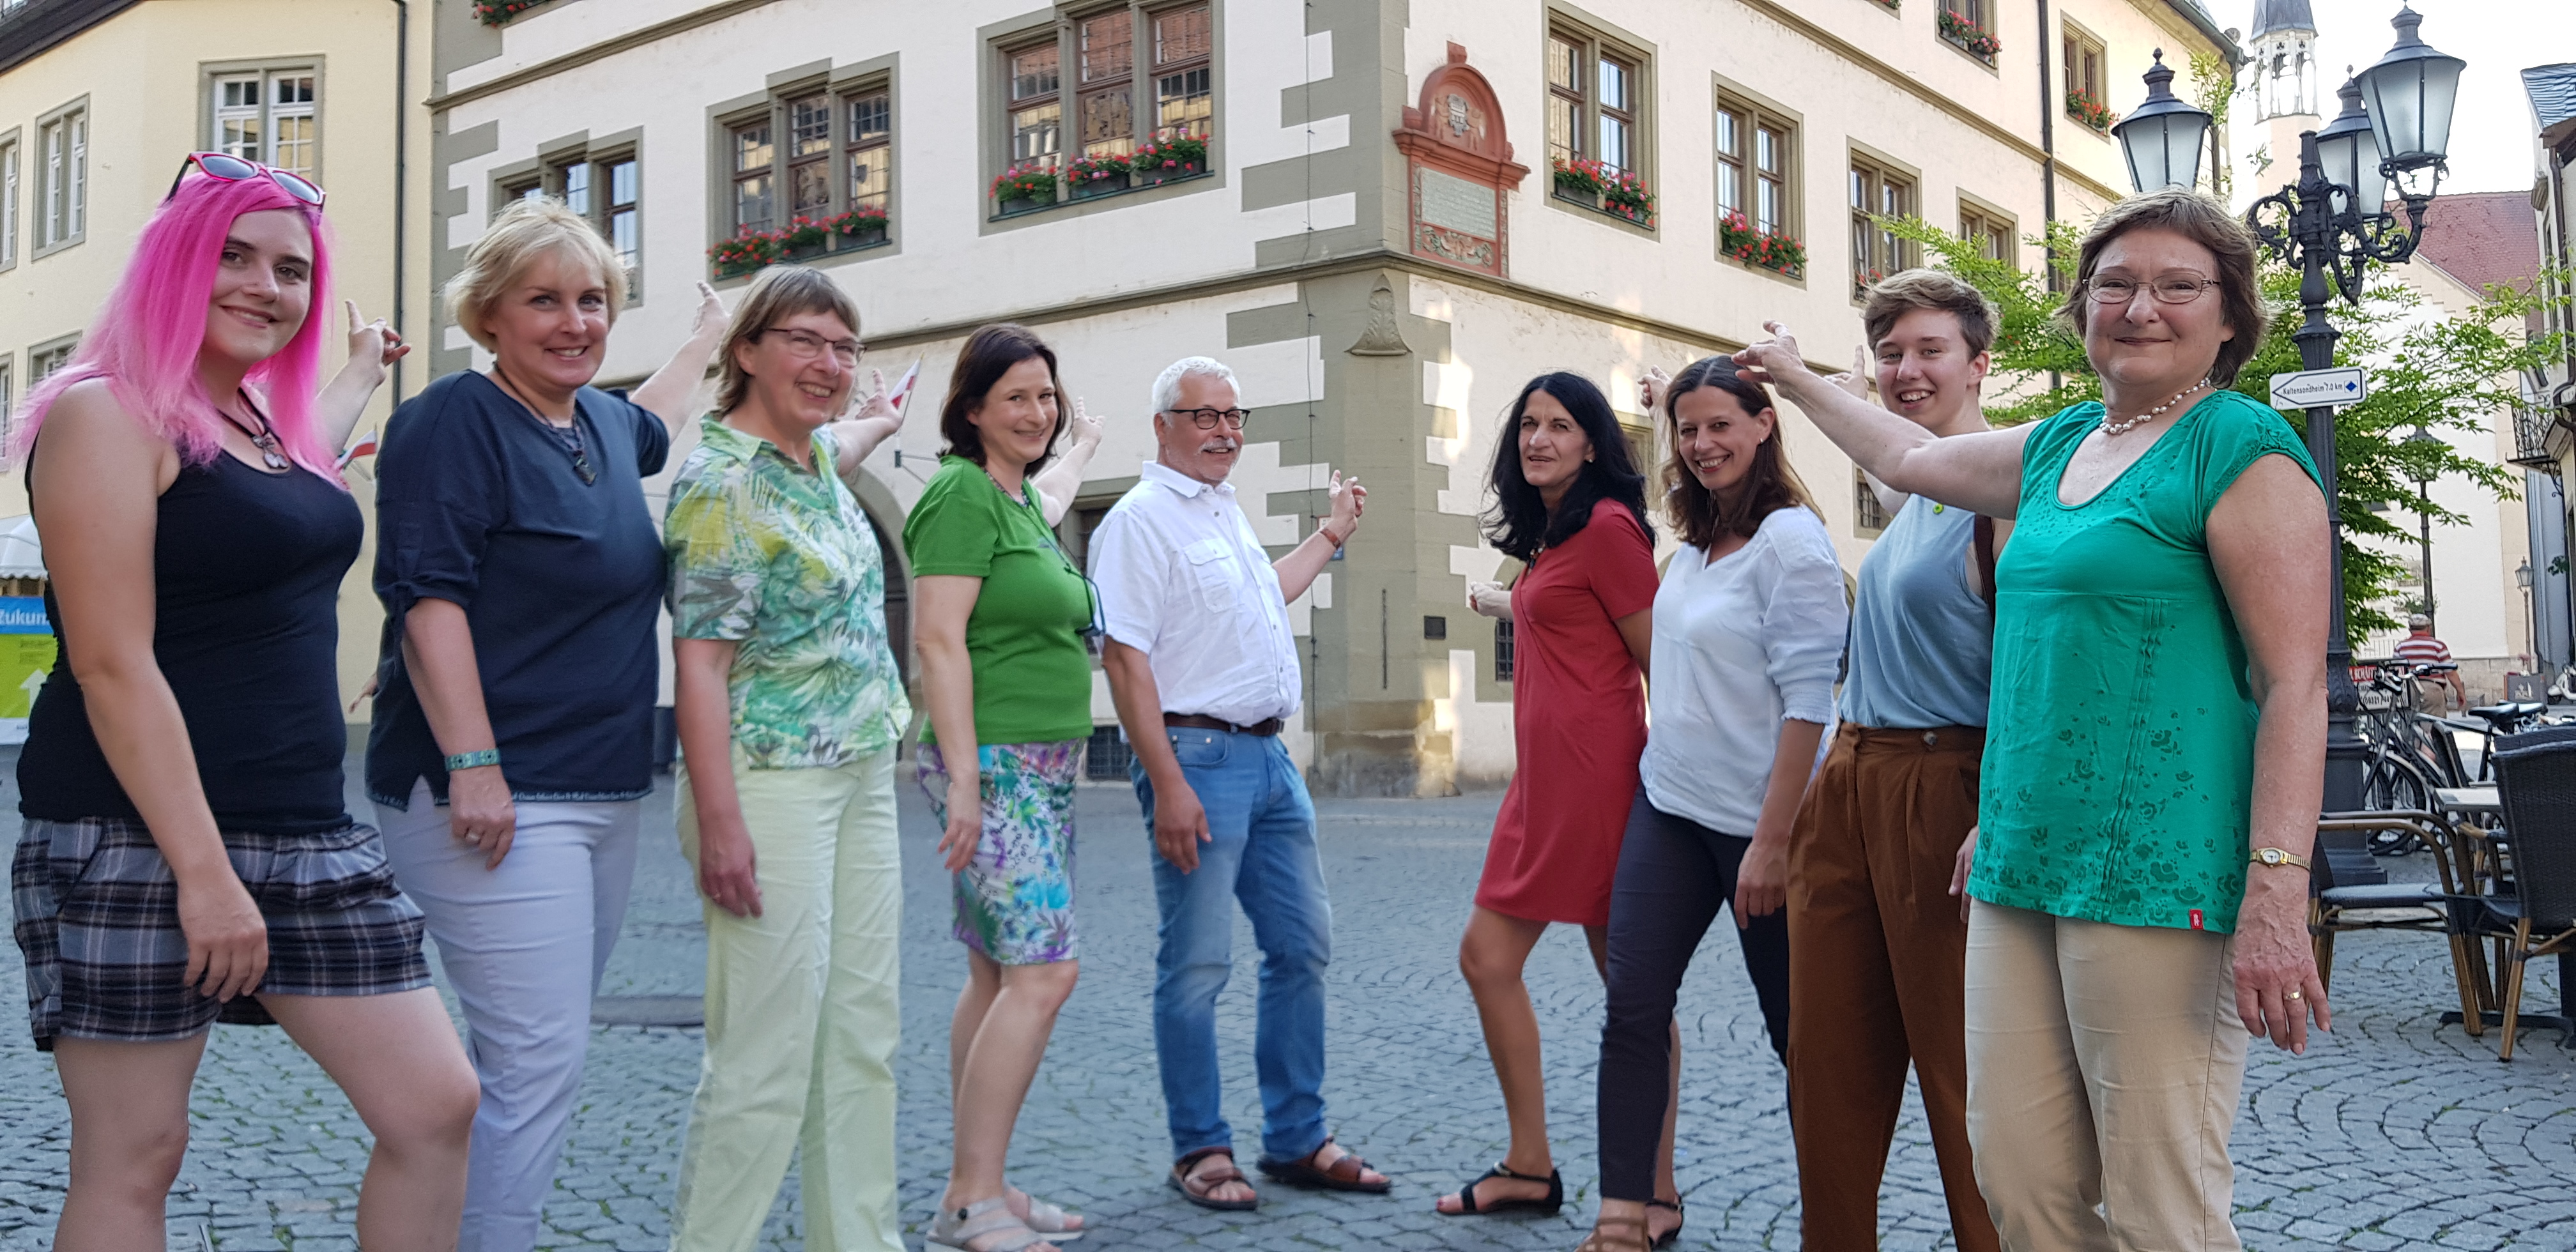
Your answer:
[2246,0,2320,184]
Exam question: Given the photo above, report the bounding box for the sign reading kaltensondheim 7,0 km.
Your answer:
[2269,367,2370,410]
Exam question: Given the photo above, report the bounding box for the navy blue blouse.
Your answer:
[366,370,670,807]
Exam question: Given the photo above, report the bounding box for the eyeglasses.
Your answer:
[165,152,326,208]
[1166,407,1250,431]
[2082,273,2221,305]
[758,327,864,366]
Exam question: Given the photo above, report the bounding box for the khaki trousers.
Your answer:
[1786,725,1997,1252]
[1964,900,2248,1252]
[671,747,904,1252]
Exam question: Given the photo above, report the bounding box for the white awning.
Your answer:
[0,515,43,580]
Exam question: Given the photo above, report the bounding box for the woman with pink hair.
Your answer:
[9,156,477,1248]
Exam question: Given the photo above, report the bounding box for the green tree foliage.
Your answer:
[1884,215,2570,640]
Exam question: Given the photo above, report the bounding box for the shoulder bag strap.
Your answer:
[1973,514,2000,617]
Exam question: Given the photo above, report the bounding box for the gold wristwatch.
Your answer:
[2250,846,2312,870]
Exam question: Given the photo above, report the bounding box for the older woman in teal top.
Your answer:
[1736,188,2329,1251]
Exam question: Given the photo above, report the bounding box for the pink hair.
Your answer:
[13,171,339,480]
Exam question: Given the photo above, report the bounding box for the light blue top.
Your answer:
[1837,496,1993,729]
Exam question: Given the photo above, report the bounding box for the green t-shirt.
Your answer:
[1971,390,2322,934]
[901,455,1096,746]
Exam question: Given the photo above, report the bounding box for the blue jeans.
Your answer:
[1131,727,1333,1163]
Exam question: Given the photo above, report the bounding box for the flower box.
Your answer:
[1131,135,1209,187]
[1550,156,1657,229]
[472,0,551,25]
[991,162,1060,217]
[1719,211,1805,279]
[1064,155,1132,200]
[1937,8,2001,61]
[2066,90,2117,134]
[1068,172,1132,199]
[826,207,889,249]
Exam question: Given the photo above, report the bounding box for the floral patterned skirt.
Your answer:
[917,740,1081,965]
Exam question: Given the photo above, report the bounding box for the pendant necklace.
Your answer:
[2101,379,2211,438]
[220,393,290,470]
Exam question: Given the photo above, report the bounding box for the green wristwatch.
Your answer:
[445,749,502,772]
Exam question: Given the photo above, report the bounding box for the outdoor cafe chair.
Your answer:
[2309,812,2460,1002]
[2448,731,2576,1062]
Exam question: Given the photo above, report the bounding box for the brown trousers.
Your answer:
[1786,724,1999,1252]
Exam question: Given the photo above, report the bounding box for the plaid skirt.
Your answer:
[11,815,432,1050]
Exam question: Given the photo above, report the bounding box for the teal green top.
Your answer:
[901,455,1095,747]
[664,418,910,769]
[1971,390,2321,934]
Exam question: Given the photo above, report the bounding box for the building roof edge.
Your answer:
[0,0,141,77]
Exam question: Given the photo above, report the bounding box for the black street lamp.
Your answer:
[2115,5,2463,812]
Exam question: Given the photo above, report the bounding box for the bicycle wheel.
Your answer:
[2361,758,2432,853]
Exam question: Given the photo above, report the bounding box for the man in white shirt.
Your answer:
[1091,355,1387,1211]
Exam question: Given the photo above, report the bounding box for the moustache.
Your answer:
[1198,439,1239,454]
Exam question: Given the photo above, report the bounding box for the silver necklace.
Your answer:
[2100,379,2211,437]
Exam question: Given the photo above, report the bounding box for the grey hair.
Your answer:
[1151,356,1241,417]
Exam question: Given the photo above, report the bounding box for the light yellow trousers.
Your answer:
[671,746,903,1252]
[1964,899,2250,1252]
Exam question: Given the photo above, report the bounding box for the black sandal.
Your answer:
[1646,1198,1685,1249]
[1439,1161,1564,1217]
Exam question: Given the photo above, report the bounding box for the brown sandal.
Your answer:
[1575,1214,1652,1252]
[1169,1146,1258,1212]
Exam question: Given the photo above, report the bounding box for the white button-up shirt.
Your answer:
[1088,460,1303,726]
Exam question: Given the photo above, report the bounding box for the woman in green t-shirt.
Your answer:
[904,323,1098,1252]
[1735,188,2330,1249]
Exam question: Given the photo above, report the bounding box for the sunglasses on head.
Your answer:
[165,153,326,209]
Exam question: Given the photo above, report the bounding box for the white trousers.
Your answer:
[1964,899,2249,1252]
[670,746,904,1252]
[377,780,641,1252]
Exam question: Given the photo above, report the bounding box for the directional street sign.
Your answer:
[2269,366,2369,410]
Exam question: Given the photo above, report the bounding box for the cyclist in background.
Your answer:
[2391,614,2467,714]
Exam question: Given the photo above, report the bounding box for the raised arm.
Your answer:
[1273,471,1362,603]
[312,299,410,453]
[33,383,268,1002]
[1735,323,2032,519]
[831,367,908,485]
[627,282,728,428]
[2206,454,2332,1055]
[1031,397,1105,526]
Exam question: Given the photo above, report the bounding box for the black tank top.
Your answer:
[19,450,363,833]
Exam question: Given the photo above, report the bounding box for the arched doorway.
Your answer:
[868,511,910,686]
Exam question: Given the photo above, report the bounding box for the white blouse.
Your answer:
[1639,505,1850,836]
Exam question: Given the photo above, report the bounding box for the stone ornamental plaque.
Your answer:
[1393,43,1526,278]
[1417,167,1498,238]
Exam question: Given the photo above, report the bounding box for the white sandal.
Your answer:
[1015,1191,1085,1241]
[928,1196,1061,1252]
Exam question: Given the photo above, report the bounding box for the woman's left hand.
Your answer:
[2233,874,2331,1053]
[1734,834,1790,926]
[689,280,725,337]
[854,369,902,425]
[344,300,410,376]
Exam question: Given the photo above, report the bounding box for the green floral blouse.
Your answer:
[665,417,910,769]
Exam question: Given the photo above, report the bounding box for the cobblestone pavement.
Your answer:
[3,758,2573,1249]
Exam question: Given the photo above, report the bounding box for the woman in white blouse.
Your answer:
[1576,356,1848,1252]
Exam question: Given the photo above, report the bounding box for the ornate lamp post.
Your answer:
[2115,6,2463,811]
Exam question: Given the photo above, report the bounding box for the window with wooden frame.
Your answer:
[28,339,74,385]
[212,69,318,178]
[2062,25,2110,132]
[1848,155,1916,298]
[1854,468,1891,537]
[0,136,17,271]
[1959,200,2014,266]
[519,146,642,300]
[1544,22,1648,178]
[716,77,898,272]
[34,102,85,255]
[1714,91,1798,275]
[0,357,13,455]
[991,4,1215,215]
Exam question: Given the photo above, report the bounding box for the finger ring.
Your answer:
[2287,989,2304,1000]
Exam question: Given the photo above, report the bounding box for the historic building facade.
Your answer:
[420,0,2235,795]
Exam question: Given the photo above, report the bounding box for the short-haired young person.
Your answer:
[367,196,726,1249]
[1091,356,1383,1212]
[12,157,475,1249]
[664,265,914,1251]
[1781,269,2005,1252]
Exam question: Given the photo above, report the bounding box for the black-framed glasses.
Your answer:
[165,152,326,208]
[1166,406,1250,431]
[2082,273,2220,305]
[756,326,864,366]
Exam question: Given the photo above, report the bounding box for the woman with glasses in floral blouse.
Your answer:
[664,264,919,1252]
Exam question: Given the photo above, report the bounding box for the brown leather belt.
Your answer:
[1841,723,1985,751]
[1165,713,1285,737]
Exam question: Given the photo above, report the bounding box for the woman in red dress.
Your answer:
[1442,372,1671,1240]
